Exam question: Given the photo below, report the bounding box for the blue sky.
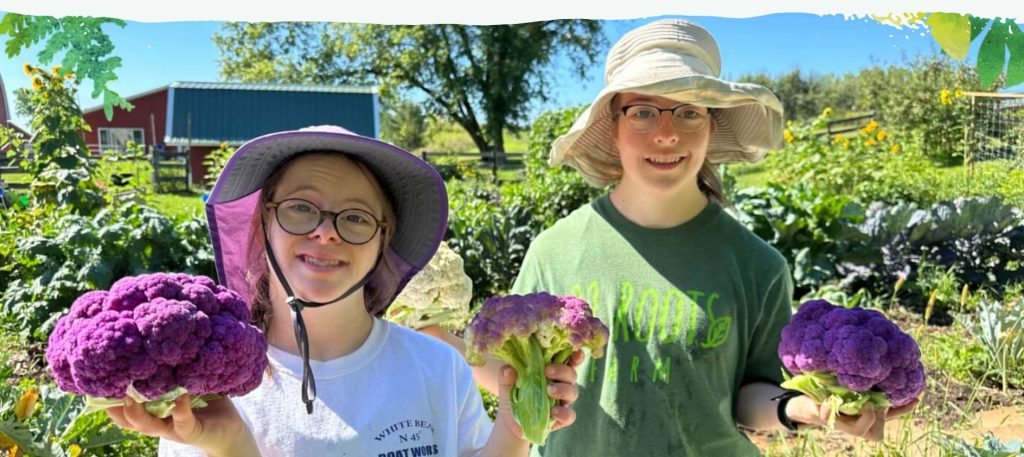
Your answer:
[0,13,1018,129]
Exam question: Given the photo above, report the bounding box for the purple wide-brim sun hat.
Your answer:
[205,125,448,316]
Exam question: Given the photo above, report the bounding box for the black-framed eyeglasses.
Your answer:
[266,198,386,245]
[619,104,710,133]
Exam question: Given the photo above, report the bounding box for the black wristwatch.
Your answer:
[770,390,803,432]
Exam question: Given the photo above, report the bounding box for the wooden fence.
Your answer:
[816,111,877,138]
[419,151,525,182]
[0,145,192,194]
[152,149,191,193]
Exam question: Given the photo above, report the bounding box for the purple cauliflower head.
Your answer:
[46,273,269,402]
[778,299,925,408]
[558,296,609,358]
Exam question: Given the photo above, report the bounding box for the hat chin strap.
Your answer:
[260,213,381,414]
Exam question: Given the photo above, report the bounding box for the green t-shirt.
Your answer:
[512,194,793,457]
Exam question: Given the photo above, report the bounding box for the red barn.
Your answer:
[82,85,168,156]
[81,81,379,187]
[0,70,10,129]
[0,71,28,137]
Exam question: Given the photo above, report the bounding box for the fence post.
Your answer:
[151,146,159,189]
[491,151,498,183]
[966,94,976,176]
[185,150,192,192]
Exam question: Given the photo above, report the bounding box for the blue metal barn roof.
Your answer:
[164,81,379,146]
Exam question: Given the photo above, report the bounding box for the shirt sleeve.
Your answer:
[455,356,494,457]
[741,266,794,385]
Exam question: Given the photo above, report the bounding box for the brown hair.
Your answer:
[606,94,729,205]
[245,152,400,338]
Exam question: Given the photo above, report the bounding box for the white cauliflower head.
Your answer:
[388,241,473,330]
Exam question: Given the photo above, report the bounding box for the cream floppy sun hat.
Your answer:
[551,19,785,187]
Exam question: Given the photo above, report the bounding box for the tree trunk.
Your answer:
[484,121,506,166]
[465,126,492,155]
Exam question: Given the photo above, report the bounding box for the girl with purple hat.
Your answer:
[424,19,918,456]
[105,125,580,457]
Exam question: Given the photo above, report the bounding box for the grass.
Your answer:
[0,171,30,184]
[422,122,530,153]
[145,191,205,222]
[729,162,772,189]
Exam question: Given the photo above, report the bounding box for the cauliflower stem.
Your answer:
[781,370,891,430]
[83,386,221,418]
[492,335,571,445]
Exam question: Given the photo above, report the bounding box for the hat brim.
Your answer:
[551,74,784,185]
[205,130,447,315]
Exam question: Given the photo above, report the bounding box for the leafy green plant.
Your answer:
[937,431,1023,457]
[798,283,870,310]
[524,105,584,175]
[202,143,235,191]
[912,261,963,324]
[767,112,1024,210]
[445,181,539,303]
[852,54,984,164]
[14,64,105,215]
[840,197,1024,302]
[0,202,214,343]
[523,105,603,229]
[919,323,990,387]
[733,181,869,295]
[444,105,603,302]
[930,161,1024,209]
[765,110,915,204]
[0,380,149,457]
[967,297,1024,392]
[97,141,153,203]
[431,153,479,182]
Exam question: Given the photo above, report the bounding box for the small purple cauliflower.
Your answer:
[46,273,268,418]
[777,299,925,425]
[465,293,609,446]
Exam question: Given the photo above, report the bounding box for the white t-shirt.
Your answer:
[159,318,493,457]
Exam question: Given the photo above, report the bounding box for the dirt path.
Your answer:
[749,403,1023,456]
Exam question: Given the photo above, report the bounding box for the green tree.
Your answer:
[0,14,132,120]
[852,55,983,164]
[380,97,429,152]
[739,70,861,122]
[213,22,606,154]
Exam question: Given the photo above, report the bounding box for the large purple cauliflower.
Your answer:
[46,273,268,417]
[464,293,609,445]
[777,299,925,424]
